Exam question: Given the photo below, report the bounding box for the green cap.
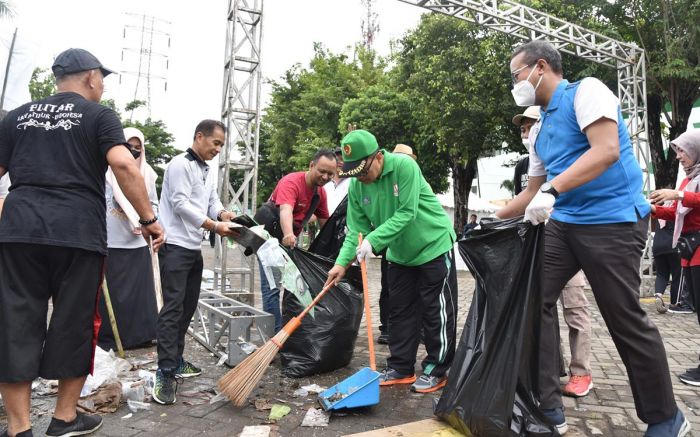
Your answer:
[338,129,379,177]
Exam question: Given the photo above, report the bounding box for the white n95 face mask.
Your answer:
[511,67,543,107]
[522,138,531,148]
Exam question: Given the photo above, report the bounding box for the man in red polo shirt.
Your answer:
[259,149,336,331]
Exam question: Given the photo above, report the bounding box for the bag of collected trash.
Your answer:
[309,195,347,260]
[434,217,555,436]
[280,247,363,377]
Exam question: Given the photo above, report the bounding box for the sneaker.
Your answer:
[411,374,447,393]
[562,374,593,397]
[153,368,181,405]
[644,408,690,436]
[45,413,102,436]
[2,430,33,437]
[542,408,568,435]
[655,293,668,314]
[378,368,416,386]
[668,303,694,314]
[679,369,700,386]
[377,333,389,344]
[175,358,202,378]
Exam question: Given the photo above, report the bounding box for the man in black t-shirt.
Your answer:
[0,48,164,437]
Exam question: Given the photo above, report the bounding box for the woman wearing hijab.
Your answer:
[98,127,160,350]
[650,129,700,385]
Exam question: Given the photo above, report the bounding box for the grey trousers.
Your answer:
[539,216,676,424]
[560,271,591,376]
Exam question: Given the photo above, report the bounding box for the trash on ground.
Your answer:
[209,391,228,404]
[77,381,122,414]
[216,354,229,366]
[238,338,257,355]
[122,382,145,402]
[301,407,330,427]
[32,378,58,396]
[301,384,325,394]
[254,398,273,411]
[127,399,151,413]
[239,425,271,437]
[292,388,309,398]
[81,347,131,397]
[268,404,291,421]
[180,390,213,406]
[121,413,133,419]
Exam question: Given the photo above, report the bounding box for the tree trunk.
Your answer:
[647,93,677,189]
[452,158,477,234]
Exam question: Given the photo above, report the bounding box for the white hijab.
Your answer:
[106,127,158,233]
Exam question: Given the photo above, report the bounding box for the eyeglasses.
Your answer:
[356,152,378,178]
[511,64,531,84]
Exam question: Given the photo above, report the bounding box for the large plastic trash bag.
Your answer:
[434,217,556,436]
[280,247,364,377]
[309,195,347,260]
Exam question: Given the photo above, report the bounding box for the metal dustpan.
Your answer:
[319,234,381,411]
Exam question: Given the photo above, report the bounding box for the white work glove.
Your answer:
[356,238,374,264]
[524,191,556,225]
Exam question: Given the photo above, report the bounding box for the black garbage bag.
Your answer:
[434,217,556,436]
[309,195,347,260]
[280,247,363,377]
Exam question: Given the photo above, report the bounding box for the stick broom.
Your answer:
[217,279,337,406]
[150,237,164,313]
[101,278,125,358]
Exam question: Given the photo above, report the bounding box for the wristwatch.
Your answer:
[540,182,560,199]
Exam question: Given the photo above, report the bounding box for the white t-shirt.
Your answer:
[324,177,350,215]
[528,77,620,177]
[0,174,10,199]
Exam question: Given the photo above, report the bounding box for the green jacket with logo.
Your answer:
[336,151,456,267]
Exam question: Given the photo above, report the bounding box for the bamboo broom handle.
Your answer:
[358,234,376,371]
[102,278,125,358]
[150,237,164,313]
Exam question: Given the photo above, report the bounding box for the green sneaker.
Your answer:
[153,369,180,405]
[175,359,202,378]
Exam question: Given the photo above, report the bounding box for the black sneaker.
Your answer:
[378,367,416,386]
[679,370,700,386]
[45,413,102,436]
[175,358,202,378]
[669,303,694,314]
[542,407,568,435]
[377,333,389,344]
[153,368,181,405]
[1,430,33,437]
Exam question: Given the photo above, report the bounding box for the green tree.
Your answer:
[395,14,521,231]
[28,68,56,101]
[260,44,386,202]
[601,0,700,188]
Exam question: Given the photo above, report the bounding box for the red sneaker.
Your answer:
[562,374,593,397]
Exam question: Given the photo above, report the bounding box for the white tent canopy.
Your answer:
[436,187,502,213]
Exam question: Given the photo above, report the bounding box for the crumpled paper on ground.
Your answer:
[77,381,122,414]
[80,347,132,397]
[301,408,330,427]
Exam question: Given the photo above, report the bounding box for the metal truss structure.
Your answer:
[397,0,653,283]
[190,292,274,367]
[215,0,264,303]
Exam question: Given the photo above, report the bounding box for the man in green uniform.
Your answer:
[325,129,458,393]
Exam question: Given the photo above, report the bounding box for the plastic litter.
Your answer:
[301,384,325,394]
[80,347,131,397]
[239,425,271,437]
[301,408,330,427]
[257,238,289,288]
[121,383,145,402]
[434,217,554,436]
[268,404,291,421]
[127,400,151,413]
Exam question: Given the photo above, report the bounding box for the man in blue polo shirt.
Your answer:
[497,41,687,436]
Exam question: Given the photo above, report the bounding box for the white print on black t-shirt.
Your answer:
[15,102,83,132]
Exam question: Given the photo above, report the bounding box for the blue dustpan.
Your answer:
[319,367,381,410]
[319,234,381,411]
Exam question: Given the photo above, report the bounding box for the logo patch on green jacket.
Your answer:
[363,196,371,205]
[393,184,399,197]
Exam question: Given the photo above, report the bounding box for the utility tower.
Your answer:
[120,13,171,119]
[361,0,380,48]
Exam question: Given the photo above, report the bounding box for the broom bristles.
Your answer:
[217,327,293,406]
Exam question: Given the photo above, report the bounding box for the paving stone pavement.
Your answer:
[2,245,700,436]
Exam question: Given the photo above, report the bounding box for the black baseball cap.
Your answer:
[51,48,116,78]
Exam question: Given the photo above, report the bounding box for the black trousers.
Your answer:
[386,250,458,378]
[157,243,203,370]
[379,256,389,334]
[655,252,681,303]
[540,217,676,424]
[683,266,700,330]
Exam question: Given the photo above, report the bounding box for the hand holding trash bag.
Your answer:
[524,190,555,225]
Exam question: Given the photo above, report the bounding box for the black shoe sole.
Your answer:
[46,421,102,437]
